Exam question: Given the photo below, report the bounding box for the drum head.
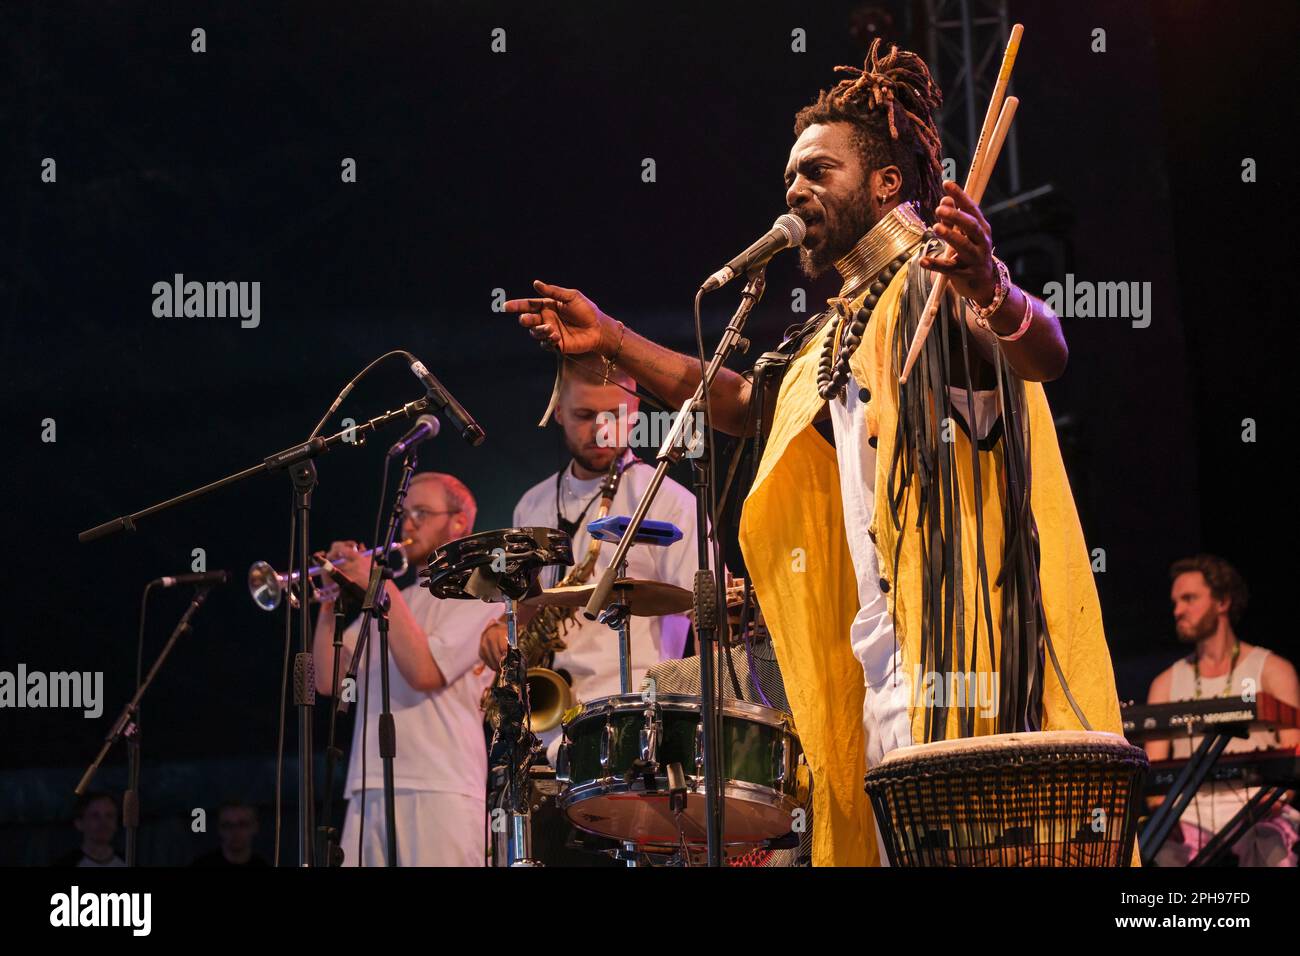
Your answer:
[877,729,1129,766]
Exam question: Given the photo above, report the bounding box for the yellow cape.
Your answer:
[738,264,1125,866]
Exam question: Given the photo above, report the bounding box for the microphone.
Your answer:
[388,414,441,459]
[405,355,486,447]
[700,214,807,292]
[154,570,230,588]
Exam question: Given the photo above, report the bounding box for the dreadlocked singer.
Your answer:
[506,37,1129,867]
[741,38,1126,866]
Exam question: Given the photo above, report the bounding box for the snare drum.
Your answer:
[864,730,1148,867]
[557,693,810,852]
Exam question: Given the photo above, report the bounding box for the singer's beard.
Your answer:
[798,184,878,280]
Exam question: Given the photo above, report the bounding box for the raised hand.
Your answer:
[918,180,998,307]
[502,280,609,355]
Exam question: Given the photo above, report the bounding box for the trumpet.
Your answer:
[248,539,414,611]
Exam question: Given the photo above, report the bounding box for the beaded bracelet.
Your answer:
[970,256,1010,329]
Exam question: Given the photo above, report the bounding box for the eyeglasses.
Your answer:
[402,506,459,526]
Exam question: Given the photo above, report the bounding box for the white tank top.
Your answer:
[1166,646,1295,834]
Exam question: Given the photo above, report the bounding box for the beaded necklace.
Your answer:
[816,202,930,401]
[1192,637,1241,700]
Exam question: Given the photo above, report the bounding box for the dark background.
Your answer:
[2,0,1295,863]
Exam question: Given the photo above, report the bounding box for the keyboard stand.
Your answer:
[1139,728,1238,865]
[1187,784,1287,867]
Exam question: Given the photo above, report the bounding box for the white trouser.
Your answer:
[340,788,485,867]
[861,641,914,867]
[1154,813,1299,867]
[862,647,914,769]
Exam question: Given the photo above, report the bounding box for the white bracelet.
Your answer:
[994,291,1035,342]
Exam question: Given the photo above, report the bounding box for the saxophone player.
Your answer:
[479,355,703,759]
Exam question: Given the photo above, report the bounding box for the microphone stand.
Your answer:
[344,450,420,865]
[502,597,541,866]
[292,460,318,865]
[315,598,351,867]
[582,266,767,867]
[75,585,217,864]
[78,395,433,868]
[77,396,434,545]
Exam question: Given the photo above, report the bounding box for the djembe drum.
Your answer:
[864,731,1148,867]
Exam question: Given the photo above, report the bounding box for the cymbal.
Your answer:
[521,578,694,617]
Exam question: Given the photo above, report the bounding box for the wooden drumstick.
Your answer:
[899,24,1023,384]
[966,97,1019,208]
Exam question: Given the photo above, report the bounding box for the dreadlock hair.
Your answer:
[793,39,945,222]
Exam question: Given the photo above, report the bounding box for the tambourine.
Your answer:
[420,527,573,602]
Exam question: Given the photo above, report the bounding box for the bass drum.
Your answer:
[557,693,810,855]
[488,764,620,867]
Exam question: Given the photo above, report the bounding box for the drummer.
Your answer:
[479,355,705,758]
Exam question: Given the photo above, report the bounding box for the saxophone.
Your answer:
[484,453,627,733]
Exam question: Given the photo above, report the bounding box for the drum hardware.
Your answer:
[667,762,689,813]
[554,740,571,785]
[599,721,615,775]
[620,696,662,790]
[666,760,693,864]
[597,560,636,694]
[423,527,574,867]
[503,598,537,866]
[639,698,662,771]
[487,765,621,868]
[775,735,793,786]
[688,575,763,646]
[247,539,413,611]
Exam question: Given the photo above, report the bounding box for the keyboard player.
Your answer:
[1145,554,1300,866]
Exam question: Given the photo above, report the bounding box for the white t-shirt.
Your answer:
[828,382,1000,766]
[512,455,699,717]
[1168,647,1300,837]
[342,581,501,800]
